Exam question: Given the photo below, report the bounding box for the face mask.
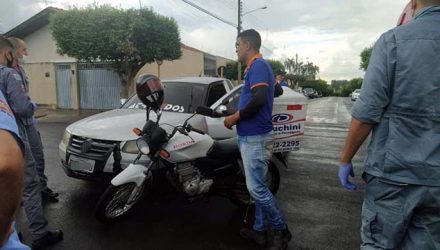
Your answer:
[18,55,27,64]
[6,52,14,68]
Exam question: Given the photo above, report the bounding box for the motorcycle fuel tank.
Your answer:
[163,131,214,163]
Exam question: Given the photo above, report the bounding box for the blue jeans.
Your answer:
[237,132,286,231]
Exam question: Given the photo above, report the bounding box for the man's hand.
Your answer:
[338,163,358,191]
[224,112,240,129]
[338,118,373,191]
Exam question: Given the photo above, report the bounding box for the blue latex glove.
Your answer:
[338,163,358,191]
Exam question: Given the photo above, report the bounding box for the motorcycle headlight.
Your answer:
[62,129,72,145]
[121,140,139,154]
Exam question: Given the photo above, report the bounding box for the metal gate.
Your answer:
[55,64,72,109]
[204,53,217,76]
[78,63,122,109]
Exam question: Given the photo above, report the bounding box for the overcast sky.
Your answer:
[0,0,409,81]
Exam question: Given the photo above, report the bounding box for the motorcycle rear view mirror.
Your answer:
[136,137,150,155]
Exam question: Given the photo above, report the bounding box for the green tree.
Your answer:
[285,74,305,88]
[283,58,295,74]
[224,61,244,81]
[303,62,320,80]
[340,78,363,97]
[267,59,285,75]
[360,46,373,71]
[224,59,285,82]
[50,5,182,97]
[300,79,332,96]
[283,57,320,88]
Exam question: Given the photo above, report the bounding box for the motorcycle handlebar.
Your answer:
[196,106,214,117]
[186,124,205,135]
[168,112,208,138]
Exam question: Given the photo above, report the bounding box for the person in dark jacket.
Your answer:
[8,37,59,202]
[0,37,63,249]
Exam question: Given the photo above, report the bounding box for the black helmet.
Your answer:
[136,74,164,111]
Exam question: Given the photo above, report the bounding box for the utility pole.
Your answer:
[237,0,242,83]
[295,53,298,75]
[181,0,267,84]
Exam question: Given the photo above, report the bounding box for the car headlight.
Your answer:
[62,129,72,145]
[121,140,139,154]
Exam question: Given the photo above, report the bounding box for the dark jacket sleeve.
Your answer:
[239,85,268,120]
[4,70,35,119]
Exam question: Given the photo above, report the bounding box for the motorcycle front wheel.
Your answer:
[95,181,148,223]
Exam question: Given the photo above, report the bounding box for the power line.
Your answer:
[181,0,237,29]
[180,1,273,66]
[182,0,242,80]
[240,2,273,54]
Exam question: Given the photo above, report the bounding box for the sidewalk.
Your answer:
[35,107,103,124]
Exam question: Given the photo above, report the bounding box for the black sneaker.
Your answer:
[267,226,292,250]
[32,230,63,249]
[42,187,59,202]
[240,228,267,246]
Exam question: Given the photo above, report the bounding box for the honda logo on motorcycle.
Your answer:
[272,114,294,124]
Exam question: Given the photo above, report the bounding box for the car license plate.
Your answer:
[69,155,95,173]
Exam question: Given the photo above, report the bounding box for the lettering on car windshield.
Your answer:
[127,103,185,113]
[163,104,185,113]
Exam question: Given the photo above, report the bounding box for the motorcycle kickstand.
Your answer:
[243,196,253,224]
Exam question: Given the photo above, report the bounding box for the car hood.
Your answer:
[66,109,203,142]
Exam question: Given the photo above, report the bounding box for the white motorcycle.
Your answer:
[95,75,286,223]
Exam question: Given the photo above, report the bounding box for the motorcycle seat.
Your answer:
[207,137,240,159]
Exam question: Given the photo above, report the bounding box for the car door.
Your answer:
[205,85,243,139]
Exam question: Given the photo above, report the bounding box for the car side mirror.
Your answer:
[215,105,228,116]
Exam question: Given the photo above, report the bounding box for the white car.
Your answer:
[351,89,361,101]
[59,78,307,180]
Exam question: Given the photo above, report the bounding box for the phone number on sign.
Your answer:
[273,140,300,150]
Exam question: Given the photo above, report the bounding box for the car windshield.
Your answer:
[122,81,206,113]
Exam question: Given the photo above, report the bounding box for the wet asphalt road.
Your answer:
[16,97,367,250]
